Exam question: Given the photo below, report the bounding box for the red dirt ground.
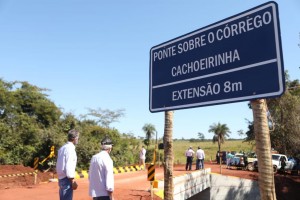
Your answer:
[0,163,299,200]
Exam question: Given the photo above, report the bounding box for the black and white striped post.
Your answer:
[147,164,155,199]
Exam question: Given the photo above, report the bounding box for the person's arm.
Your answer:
[65,146,77,189]
[71,180,78,190]
[106,159,114,197]
[108,191,114,200]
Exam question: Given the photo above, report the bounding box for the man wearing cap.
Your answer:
[56,129,80,200]
[89,136,114,200]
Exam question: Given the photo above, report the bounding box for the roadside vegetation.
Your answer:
[0,73,299,172]
[166,139,254,165]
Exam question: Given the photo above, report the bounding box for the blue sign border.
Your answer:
[149,1,284,112]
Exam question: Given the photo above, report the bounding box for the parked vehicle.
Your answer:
[230,153,248,170]
[289,157,300,175]
[272,154,294,173]
[216,151,227,164]
[251,154,294,173]
[245,152,257,171]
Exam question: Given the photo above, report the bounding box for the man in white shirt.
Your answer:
[139,146,146,170]
[185,146,195,170]
[56,129,80,200]
[89,136,114,200]
[196,146,205,170]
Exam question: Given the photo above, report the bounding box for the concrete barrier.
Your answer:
[154,168,260,200]
[154,169,211,200]
[208,173,260,200]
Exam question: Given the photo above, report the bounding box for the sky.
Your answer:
[0,0,299,140]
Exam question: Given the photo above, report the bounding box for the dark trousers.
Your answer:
[196,159,199,170]
[186,157,193,170]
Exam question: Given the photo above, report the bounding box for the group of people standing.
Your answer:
[56,129,147,200]
[56,129,115,200]
[185,146,205,171]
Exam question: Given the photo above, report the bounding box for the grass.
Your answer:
[155,139,255,164]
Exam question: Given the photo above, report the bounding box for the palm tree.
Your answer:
[209,122,231,153]
[142,123,156,149]
[251,99,276,199]
[164,111,174,200]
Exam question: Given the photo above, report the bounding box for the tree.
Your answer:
[0,79,63,165]
[243,119,255,142]
[209,122,231,152]
[244,74,300,157]
[267,92,300,155]
[164,111,174,200]
[84,107,125,128]
[198,132,205,141]
[267,78,300,156]
[142,123,156,149]
[0,78,145,170]
[13,81,62,127]
[251,99,276,199]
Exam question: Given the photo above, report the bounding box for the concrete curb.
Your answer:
[153,168,211,200]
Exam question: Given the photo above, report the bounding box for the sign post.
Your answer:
[149,1,284,112]
[147,164,155,199]
[33,157,39,170]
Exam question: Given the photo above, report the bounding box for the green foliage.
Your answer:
[0,79,135,170]
[83,107,125,128]
[146,148,163,164]
[209,122,231,152]
[143,138,150,147]
[267,87,300,156]
[244,74,300,157]
[1,76,298,173]
[13,81,62,127]
[171,140,254,164]
[198,132,205,141]
[189,138,198,142]
[142,123,156,149]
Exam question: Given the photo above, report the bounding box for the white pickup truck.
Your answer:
[252,154,295,173]
[272,154,294,173]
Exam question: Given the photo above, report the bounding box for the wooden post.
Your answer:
[158,150,160,167]
[150,181,153,200]
[34,170,37,185]
[219,153,222,174]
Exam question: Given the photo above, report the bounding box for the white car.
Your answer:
[272,154,294,172]
[249,154,294,173]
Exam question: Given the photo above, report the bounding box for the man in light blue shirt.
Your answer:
[226,151,234,169]
[89,136,114,200]
[56,129,80,200]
